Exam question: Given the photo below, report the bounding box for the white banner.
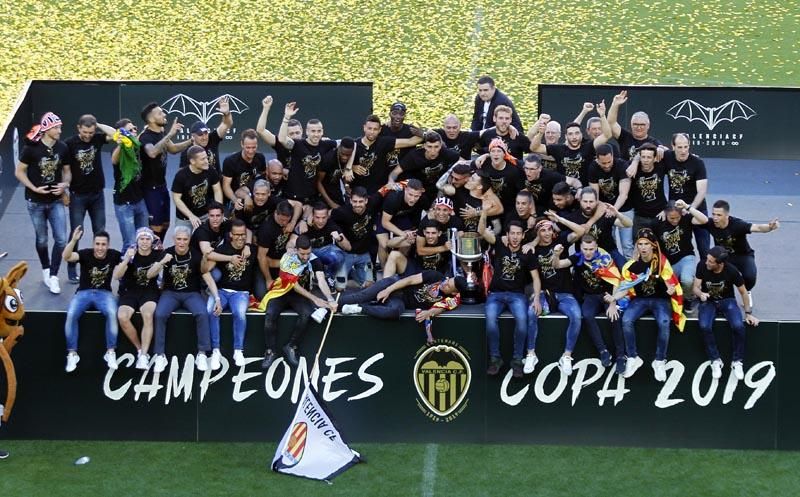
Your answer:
[271,382,360,481]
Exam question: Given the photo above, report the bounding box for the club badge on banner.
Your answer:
[271,382,361,481]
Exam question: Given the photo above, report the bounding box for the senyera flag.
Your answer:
[271,382,361,481]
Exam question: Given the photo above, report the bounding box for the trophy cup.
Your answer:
[449,228,485,304]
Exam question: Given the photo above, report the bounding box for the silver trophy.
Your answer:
[449,228,484,304]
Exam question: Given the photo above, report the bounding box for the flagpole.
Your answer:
[310,293,341,381]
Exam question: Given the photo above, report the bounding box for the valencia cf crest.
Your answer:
[279,422,308,468]
[413,340,471,422]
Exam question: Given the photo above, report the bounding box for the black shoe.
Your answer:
[510,359,523,378]
[0,450,8,459]
[600,349,612,368]
[615,357,627,376]
[282,344,299,368]
[487,356,503,376]
[68,274,79,284]
[261,350,277,370]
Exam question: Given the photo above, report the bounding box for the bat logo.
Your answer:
[666,99,756,131]
[160,93,250,123]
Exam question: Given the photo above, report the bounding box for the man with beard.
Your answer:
[262,158,289,199]
[456,170,504,233]
[191,202,229,257]
[351,114,422,193]
[384,218,452,277]
[627,143,668,237]
[380,102,423,172]
[435,162,472,199]
[473,138,524,214]
[111,118,149,251]
[257,200,302,293]
[435,114,481,159]
[331,187,378,291]
[234,179,281,238]
[471,75,523,132]
[550,235,627,375]
[530,101,611,184]
[378,179,427,267]
[171,145,223,230]
[479,213,542,378]
[64,114,116,283]
[521,154,579,214]
[477,105,530,160]
[551,181,579,215]
[17,111,71,294]
[388,131,460,203]
[588,143,633,258]
[222,129,266,211]
[305,203,348,288]
[178,96,233,172]
[255,95,303,170]
[138,102,191,240]
[150,226,223,374]
[279,101,338,204]
[317,137,356,209]
[567,187,631,268]
[573,102,621,158]
[693,246,758,380]
[607,90,668,161]
[662,133,710,259]
[62,227,122,372]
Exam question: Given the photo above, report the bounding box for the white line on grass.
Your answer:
[466,7,484,92]
[421,443,439,497]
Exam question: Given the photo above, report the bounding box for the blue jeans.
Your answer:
[154,291,211,354]
[339,275,405,319]
[693,206,710,260]
[207,289,250,350]
[114,200,149,250]
[27,199,67,275]
[65,289,118,350]
[621,297,671,360]
[313,244,345,280]
[581,294,625,358]
[616,211,634,258]
[553,292,582,352]
[698,298,746,362]
[336,252,374,290]
[671,254,697,297]
[485,291,527,360]
[68,191,106,278]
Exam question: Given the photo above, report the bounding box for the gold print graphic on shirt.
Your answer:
[225,257,249,281]
[562,156,582,179]
[637,174,659,202]
[490,177,505,195]
[598,178,617,200]
[170,263,191,290]
[639,274,657,296]
[706,281,726,300]
[525,181,543,200]
[386,150,400,169]
[38,155,60,184]
[238,171,253,190]
[275,233,290,252]
[302,153,322,179]
[413,282,441,304]
[582,267,602,290]
[359,151,377,177]
[352,214,372,238]
[500,254,521,280]
[75,147,96,175]
[660,226,683,255]
[537,251,556,280]
[89,264,110,288]
[135,265,153,286]
[668,169,689,194]
[190,179,209,209]
[717,235,735,251]
[541,156,558,171]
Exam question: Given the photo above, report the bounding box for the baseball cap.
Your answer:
[190,121,210,135]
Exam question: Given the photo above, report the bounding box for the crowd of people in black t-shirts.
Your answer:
[16,77,780,382]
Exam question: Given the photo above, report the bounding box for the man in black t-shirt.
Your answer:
[113,227,163,371]
[234,179,281,236]
[435,114,481,160]
[178,96,233,173]
[305,203,348,287]
[479,214,542,378]
[138,102,192,240]
[473,137,524,214]
[588,144,633,258]
[389,131,460,204]
[477,105,530,160]
[352,114,422,193]
[64,114,116,283]
[261,235,339,370]
[222,129,267,212]
[384,218,452,278]
[378,179,427,268]
[568,187,632,268]
[171,145,223,230]
[699,199,779,299]
[191,202,230,258]
[693,246,759,381]
[111,118,149,251]
[628,143,668,237]
[380,102,422,173]
[607,90,668,161]
[317,138,355,209]
[331,187,377,291]
[254,95,300,171]
[151,226,223,374]
[521,154,578,214]
[62,227,122,373]
[256,200,301,295]
[17,111,71,294]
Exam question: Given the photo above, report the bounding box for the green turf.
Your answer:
[1,440,798,497]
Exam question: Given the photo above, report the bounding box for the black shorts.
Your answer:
[119,288,160,309]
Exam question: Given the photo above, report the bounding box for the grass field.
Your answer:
[3,440,800,497]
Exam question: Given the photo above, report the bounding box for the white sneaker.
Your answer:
[233,349,245,367]
[747,291,754,309]
[195,352,209,372]
[135,352,150,370]
[558,355,573,376]
[623,356,644,378]
[48,275,61,294]
[652,360,667,382]
[65,352,80,373]
[710,359,723,379]
[732,360,745,380]
[103,350,118,370]
[42,268,50,286]
[341,304,362,315]
[153,354,168,373]
[210,349,221,370]
[523,353,539,374]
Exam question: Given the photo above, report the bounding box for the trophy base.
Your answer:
[460,284,485,305]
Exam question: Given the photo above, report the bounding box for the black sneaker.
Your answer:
[600,349,612,368]
[282,344,299,368]
[68,274,79,284]
[261,350,277,370]
[0,450,8,459]
[615,357,627,376]
[486,356,503,376]
[510,359,523,378]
